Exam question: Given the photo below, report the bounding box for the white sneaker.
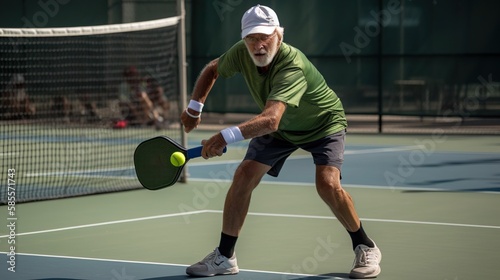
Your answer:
[349,243,382,279]
[186,248,239,277]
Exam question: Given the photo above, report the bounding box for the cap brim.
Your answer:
[241,25,276,38]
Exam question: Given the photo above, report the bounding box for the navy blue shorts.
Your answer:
[244,130,346,177]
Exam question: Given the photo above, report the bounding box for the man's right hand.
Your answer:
[181,108,201,133]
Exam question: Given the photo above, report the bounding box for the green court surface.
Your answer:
[1,132,499,280]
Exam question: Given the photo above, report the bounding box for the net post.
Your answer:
[177,0,189,183]
[377,0,383,133]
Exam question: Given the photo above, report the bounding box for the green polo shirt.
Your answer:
[217,40,347,144]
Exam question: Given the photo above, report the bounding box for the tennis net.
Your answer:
[0,17,183,203]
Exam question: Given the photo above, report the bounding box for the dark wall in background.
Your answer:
[1,0,499,117]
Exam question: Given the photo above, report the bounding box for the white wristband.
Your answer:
[185,108,201,118]
[188,100,204,112]
[221,126,244,144]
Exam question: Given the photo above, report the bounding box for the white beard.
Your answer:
[245,39,279,67]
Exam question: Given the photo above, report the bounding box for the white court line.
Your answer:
[249,211,500,229]
[207,145,423,161]
[279,182,500,195]
[347,145,423,154]
[187,178,500,195]
[0,210,207,238]
[24,145,421,177]
[1,209,498,239]
[189,158,243,166]
[205,210,500,230]
[24,144,499,194]
[26,166,134,177]
[0,252,329,279]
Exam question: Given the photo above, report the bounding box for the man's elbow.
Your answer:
[262,101,286,132]
[266,115,281,132]
[207,59,219,79]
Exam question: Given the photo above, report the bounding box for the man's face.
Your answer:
[243,31,280,67]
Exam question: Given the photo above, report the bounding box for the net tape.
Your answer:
[0,17,180,37]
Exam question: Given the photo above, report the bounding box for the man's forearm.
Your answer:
[238,100,287,139]
[191,58,219,103]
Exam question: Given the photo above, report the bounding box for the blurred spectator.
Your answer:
[79,94,101,123]
[145,75,170,129]
[117,66,155,126]
[51,95,71,122]
[2,74,36,119]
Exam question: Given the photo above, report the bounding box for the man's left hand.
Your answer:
[201,133,227,159]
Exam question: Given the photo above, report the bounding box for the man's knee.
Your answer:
[316,180,344,196]
[232,160,268,190]
[316,166,342,188]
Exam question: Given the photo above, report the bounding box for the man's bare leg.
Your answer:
[315,165,375,248]
[218,160,270,257]
[315,165,361,231]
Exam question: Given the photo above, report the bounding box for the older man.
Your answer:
[181,5,382,279]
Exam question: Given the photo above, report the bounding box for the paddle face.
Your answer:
[134,136,187,190]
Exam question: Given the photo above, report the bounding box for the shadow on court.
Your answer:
[402,187,500,193]
[416,157,500,167]
[1,254,350,280]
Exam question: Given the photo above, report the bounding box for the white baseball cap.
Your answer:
[241,4,280,39]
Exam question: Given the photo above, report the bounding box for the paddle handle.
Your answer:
[187,146,227,159]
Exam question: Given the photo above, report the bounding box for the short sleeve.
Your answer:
[268,67,307,108]
[217,41,246,78]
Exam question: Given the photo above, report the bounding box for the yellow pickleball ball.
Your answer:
[170,151,186,167]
